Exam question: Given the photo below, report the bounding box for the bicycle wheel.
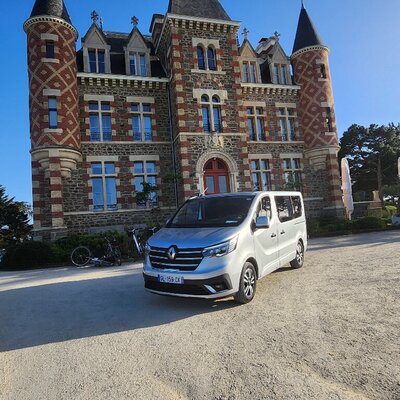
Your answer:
[71,246,91,267]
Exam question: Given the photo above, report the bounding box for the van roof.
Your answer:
[191,191,303,200]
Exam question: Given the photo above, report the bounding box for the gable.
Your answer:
[239,40,257,60]
[82,25,107,47]
[126,30,149,52]
[269,43,289,63]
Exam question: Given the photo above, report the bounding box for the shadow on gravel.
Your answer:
[0,270,238,352]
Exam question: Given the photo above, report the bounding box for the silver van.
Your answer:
[143,192,307,303]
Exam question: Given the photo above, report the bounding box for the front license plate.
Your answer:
[158,275,184,284]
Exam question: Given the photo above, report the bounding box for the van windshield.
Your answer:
[168,196,255,228]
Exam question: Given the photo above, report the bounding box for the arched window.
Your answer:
[201,95,210,132]
[212,96,222,133]
[200,95,222,133]
[197,46,206,70]
[207,47,216,71]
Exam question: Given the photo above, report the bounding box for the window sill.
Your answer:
[325,131,336,135]
[44,128,63,134]
[41,58,60,64]
[191,69,226,75]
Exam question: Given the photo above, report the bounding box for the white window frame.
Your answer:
[90,161,118,211]
[128,53,148,76]
[278,107,297,142]
[88,100,113,142]
[283,158,302,190]
[200,95,222,133]
[273,63,290,85]
[132,160,159,208]
[251,159,272,191]
[247,106,265,141]
[131,102,153,141]
[242,61,258,83]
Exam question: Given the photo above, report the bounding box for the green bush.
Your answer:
[0,241,55,270]
[385,205,397,216]
[352,216,387,231]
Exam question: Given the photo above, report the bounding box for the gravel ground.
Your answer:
[0,231,399,400]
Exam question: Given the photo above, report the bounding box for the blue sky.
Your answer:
[0,0,399,204]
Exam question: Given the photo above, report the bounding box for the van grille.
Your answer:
[149,247,203,271]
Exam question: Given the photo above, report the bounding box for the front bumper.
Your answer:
[143,273,235,299]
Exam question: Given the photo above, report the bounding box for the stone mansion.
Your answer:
[24,0,343,240]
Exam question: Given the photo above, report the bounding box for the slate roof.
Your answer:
[292,6,325,54]
[30,0,71,24]
[167,0,231,21]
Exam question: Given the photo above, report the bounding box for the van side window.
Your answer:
[291,196,302,219]
[256,196,272,220]
[275,196,293,222]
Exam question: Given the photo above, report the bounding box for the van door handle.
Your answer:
[271,233,277,238]
[280,230,285,235]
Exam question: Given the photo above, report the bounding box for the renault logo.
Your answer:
[167,246,177,260]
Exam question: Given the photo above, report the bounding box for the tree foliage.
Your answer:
[338,124,400,200]
[0,185,32,247]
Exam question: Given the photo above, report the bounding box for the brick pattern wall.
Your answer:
[26,21,80,149]
[292,48,343,211]
[291,48,338,148]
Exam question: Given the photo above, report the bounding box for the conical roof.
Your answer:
[168,0,231,21]
[30,0,71,24]
[292,5,325,54]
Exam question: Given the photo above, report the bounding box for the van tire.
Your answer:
[234,262,257,304]
[290,240,304,269]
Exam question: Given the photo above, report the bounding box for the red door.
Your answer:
[203,159,230,195]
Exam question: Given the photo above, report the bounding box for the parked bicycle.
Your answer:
[71,236,122,267]
[128,227,159,258]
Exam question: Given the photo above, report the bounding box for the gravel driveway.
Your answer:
[0,231,399,400]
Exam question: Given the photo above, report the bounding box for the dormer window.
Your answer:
[129,53,147,76]
[273,64,289,85]
[46,41,55,59]
[242,62,258,83]
[88,49,106,73]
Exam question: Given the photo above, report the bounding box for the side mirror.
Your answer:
[255,216,270,229]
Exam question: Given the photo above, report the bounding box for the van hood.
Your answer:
[148,226,241,249]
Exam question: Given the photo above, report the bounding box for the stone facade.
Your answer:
[25,1,344,240]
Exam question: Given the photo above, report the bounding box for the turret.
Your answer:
[291,4,343,212]
[24,0,81,238]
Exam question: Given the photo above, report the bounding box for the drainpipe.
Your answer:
[167,83,179,209]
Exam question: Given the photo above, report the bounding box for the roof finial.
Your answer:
[301,0,305,9]
[91,10,99,25]
[242,27,249,41]
[274,31,281,41]
[131,16,139,28]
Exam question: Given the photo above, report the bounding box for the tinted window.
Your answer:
[291,196,302,219]
[256,197,272,220]
[275,196,293,222]
[169,196,255,228]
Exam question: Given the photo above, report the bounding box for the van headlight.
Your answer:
[202,236,238,258]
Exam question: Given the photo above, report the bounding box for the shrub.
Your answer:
[0,241,55,270]
[351,216,387,231]
[385,205,397,216]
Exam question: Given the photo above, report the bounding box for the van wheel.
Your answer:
[290,241,304,269]
[234,262,257,304]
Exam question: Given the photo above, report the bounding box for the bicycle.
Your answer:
[71,236,122,267]
[128,227,158,258]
